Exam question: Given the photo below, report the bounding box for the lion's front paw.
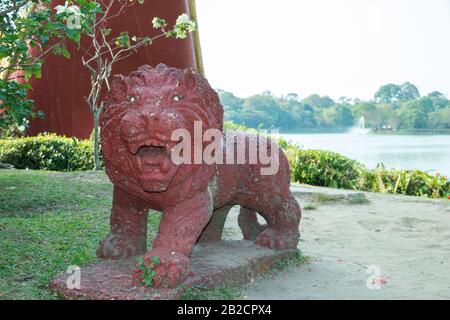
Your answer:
[133,248,190,288]
[97,233,145,260]
[255,228,299,249]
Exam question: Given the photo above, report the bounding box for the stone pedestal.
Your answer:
[50,240,297,300]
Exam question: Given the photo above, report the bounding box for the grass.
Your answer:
[312,192,370,205]
[0,170,160,300]
[303,204,317,210]
[270,249,310,273]
[181,283,245,300]
[347,193,371,205]
[312,193,346,203]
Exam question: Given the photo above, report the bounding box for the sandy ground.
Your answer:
[222,187,450,299]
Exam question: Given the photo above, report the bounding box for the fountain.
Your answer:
[351,116,371,134]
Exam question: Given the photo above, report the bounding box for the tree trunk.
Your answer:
[93,109,101,171]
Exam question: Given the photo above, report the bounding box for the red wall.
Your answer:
[28,0,198,139]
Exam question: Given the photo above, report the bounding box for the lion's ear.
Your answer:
[155,63,168,72]
[182,68,198,90]
[138,65,153,73]
[108,75,130,103]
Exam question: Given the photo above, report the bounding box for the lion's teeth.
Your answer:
[158,133,169,142]
[129,144,140,155]
[160,160,170,173]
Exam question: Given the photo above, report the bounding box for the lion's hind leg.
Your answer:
[238,207,267,240]
[197,205,233,243]
[254,193,301,250]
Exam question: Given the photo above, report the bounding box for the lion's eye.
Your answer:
[172,95,183,102]
[128,95,136,102]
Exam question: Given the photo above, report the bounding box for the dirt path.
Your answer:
[223,186,450,299]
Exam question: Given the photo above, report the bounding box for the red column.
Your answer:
[27,0,198,139]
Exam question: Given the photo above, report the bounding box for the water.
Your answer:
[278,132,450,176]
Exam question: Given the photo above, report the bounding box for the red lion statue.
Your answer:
[98,64,301,288]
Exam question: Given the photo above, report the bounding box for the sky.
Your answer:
[195,0,450,101]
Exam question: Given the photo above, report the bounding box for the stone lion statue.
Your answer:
[98,64,301,288]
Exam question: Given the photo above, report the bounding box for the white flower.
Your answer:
[55,1,83,18]
[176,13,191,25]
[56,1,84,30]
[67,5,82,17]
[55,1,69,15]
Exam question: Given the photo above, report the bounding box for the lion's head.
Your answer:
[100,64,223,195]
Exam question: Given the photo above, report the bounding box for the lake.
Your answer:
[277,132,450,176]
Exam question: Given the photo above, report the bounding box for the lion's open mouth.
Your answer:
[135,145,172,173]
[128,137,176,156]
[127,138,180,177]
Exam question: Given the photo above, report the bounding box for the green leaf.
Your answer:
[66,28,81,44]
[115,32,130,48]
[151,256,160,265]
[101,28,111,36]
[0,46,11,59]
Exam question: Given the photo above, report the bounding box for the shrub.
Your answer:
[0,133,94,171]
[290,149,368,190]
[371,165,449,198]
[223,120,257,133]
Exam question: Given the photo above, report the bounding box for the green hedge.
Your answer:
[0,133,93,171]
[284,144,449,199]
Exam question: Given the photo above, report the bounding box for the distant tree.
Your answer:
[412,97,434,113]
[216,84,446,132]
[219,90,244,124]
[334,105,354,127]
[242,93,280,128]
[301,94,335,109]
[338,96,352,104]
[427,109,450,129]
[218,90,243,111]
[375,104,397,129]
[398,82,420,101]
[279,97,316,129]
[352,102,378,127]
[397,97,433,129]
[295,104,316,128]
[427,91,449,109]
[375,82,420,104]
[374,84,401,103]
[285,92,299,102]
[321,105,354,128]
